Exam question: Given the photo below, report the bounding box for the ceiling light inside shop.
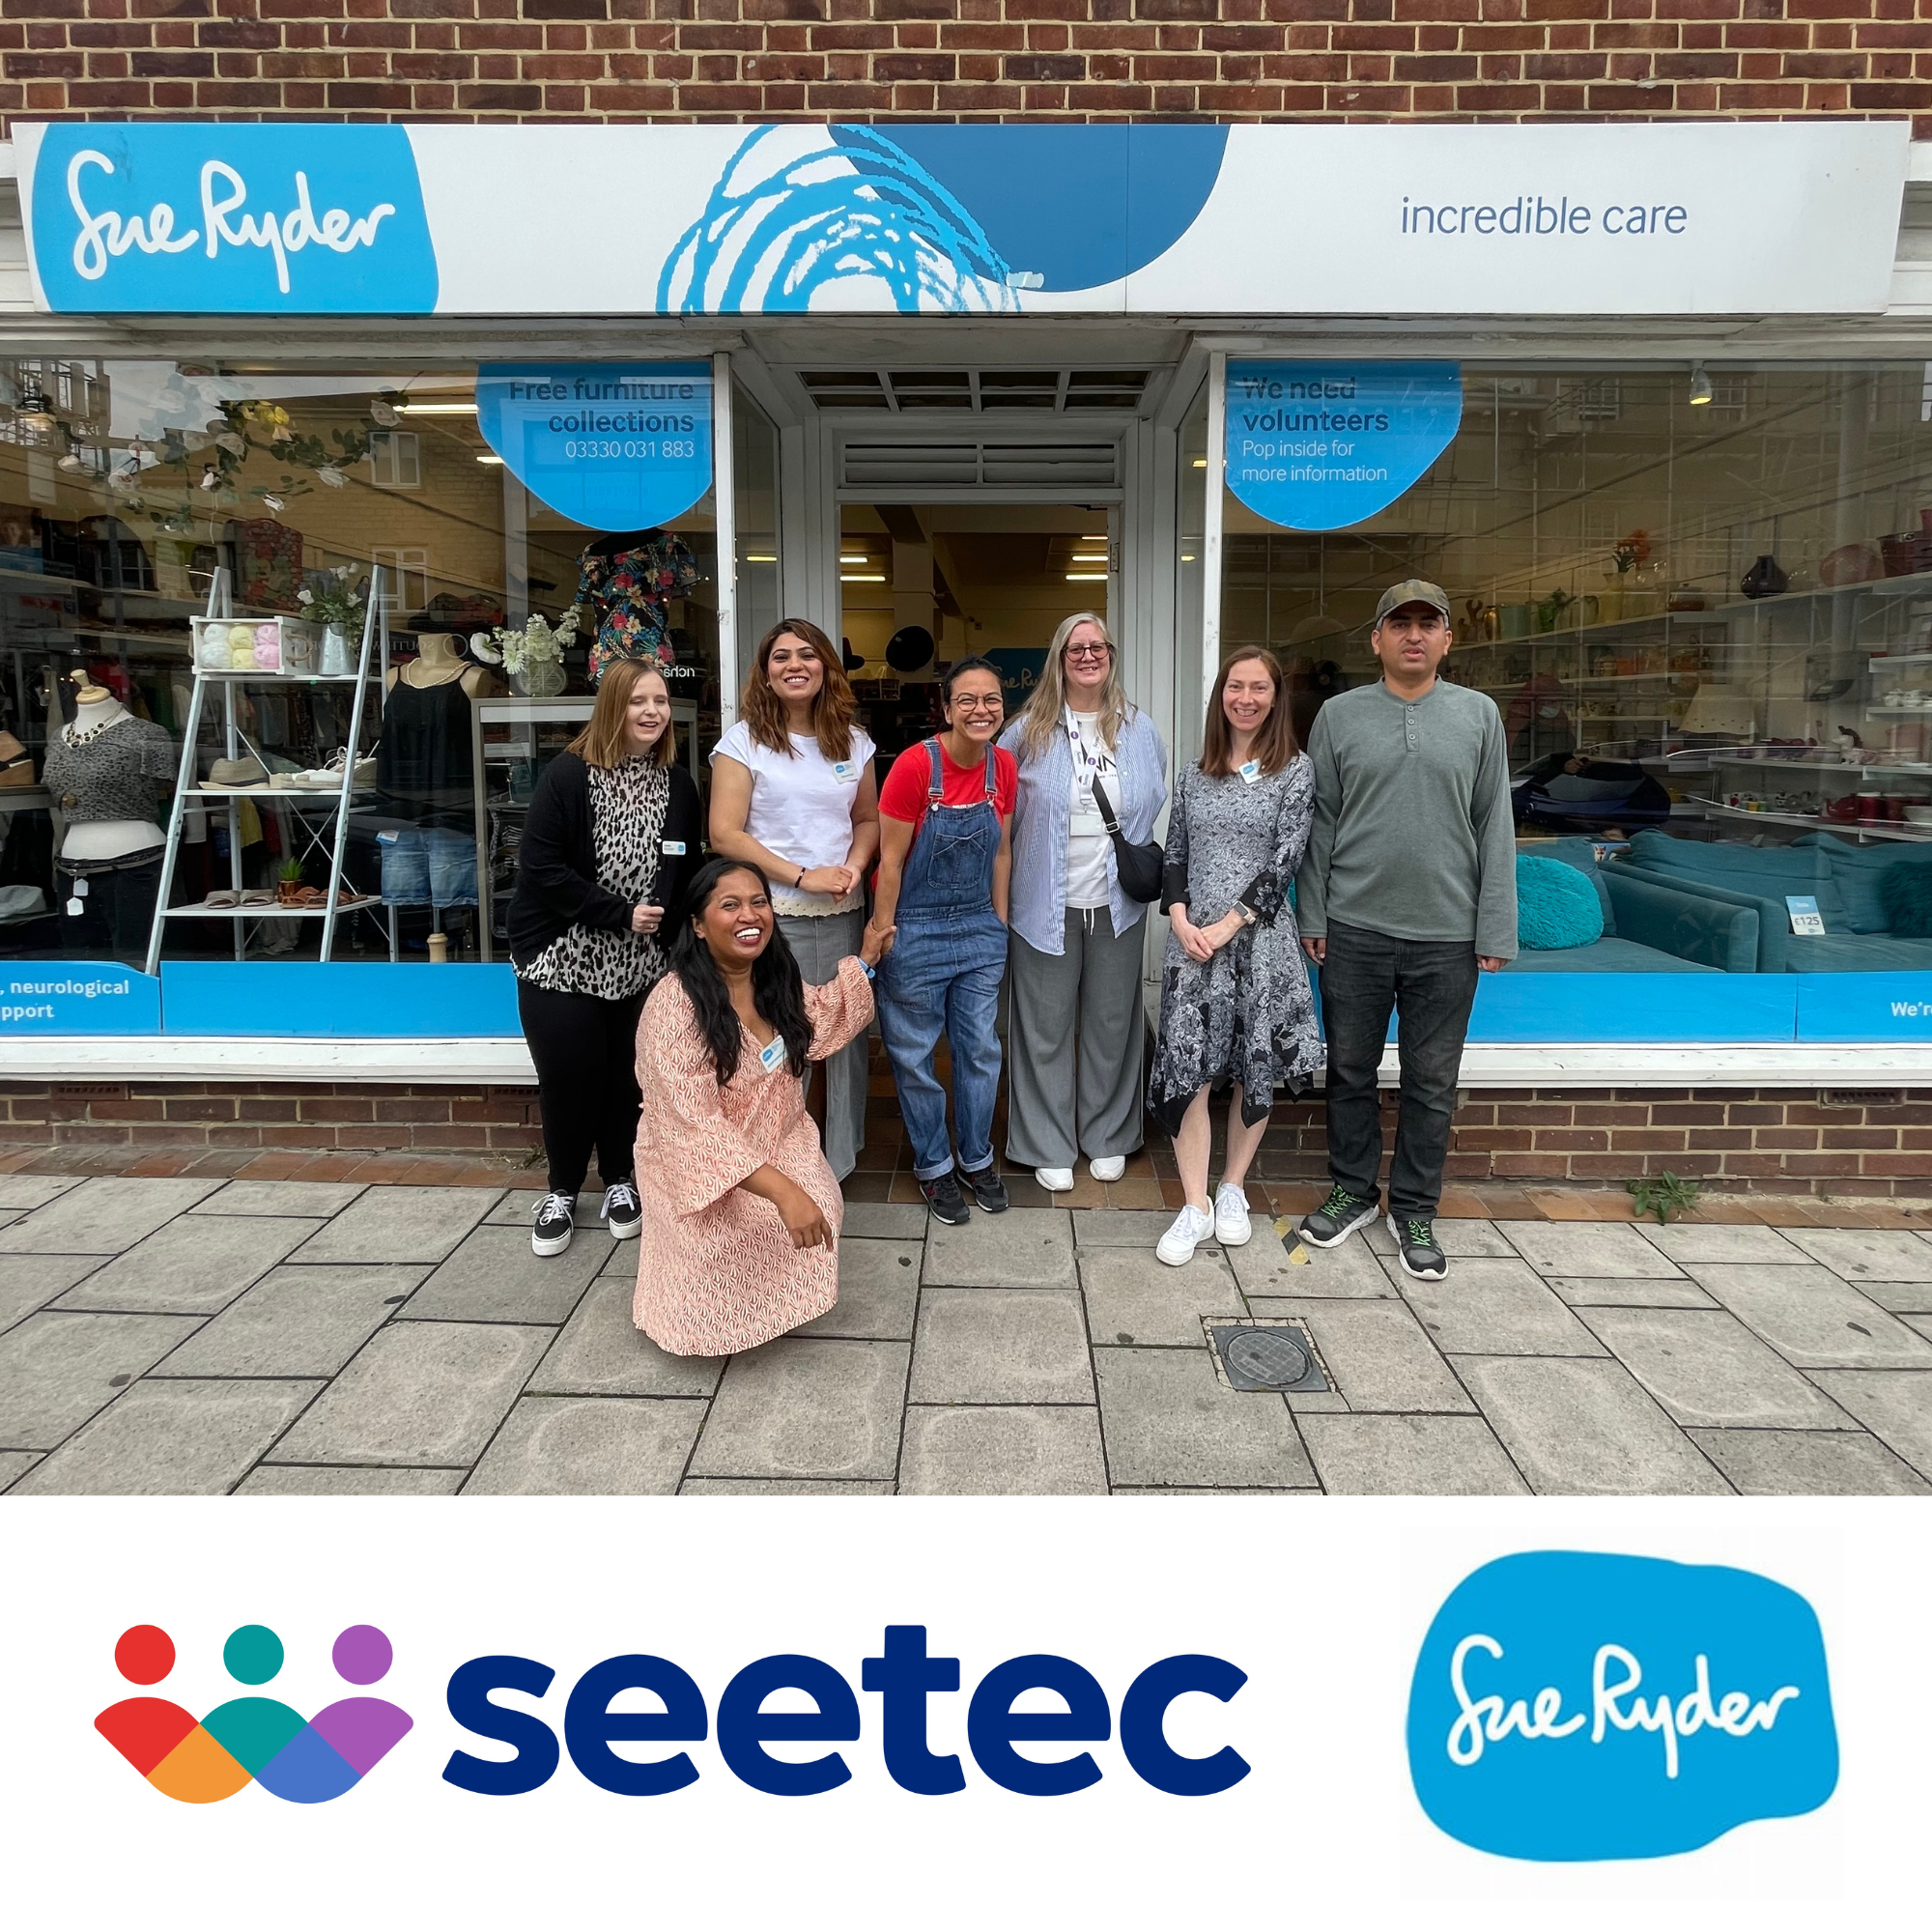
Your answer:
[839,554,868,565]
[1065,572,1108,582]
[1689,362,1713,407]
[403,401,479,415]
[746,554,777,562]
[1193,457,1207,468]
[475,453,504,465]
[841,573,885,583]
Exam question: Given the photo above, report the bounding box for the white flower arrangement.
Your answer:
[496,606,580,678]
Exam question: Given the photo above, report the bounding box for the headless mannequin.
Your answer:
[61,671,165,864]
[384,630,500,702]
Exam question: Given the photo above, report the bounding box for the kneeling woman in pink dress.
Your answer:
[632,857,893,1356]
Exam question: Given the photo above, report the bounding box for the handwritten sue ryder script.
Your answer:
[66,150,395,295]
[1446,1634,1802,1780]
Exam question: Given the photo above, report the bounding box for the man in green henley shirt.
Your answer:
[1295,579,1517,1283]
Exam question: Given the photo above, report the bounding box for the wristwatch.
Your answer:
[1233,900,1259,927]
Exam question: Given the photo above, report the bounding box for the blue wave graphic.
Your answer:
[656,126,1016,315]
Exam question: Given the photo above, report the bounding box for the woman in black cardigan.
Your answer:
[509,660,700,1257]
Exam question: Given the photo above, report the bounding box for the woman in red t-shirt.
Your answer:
[867,657,1018,1226]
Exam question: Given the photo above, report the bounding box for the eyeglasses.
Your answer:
[950,696,1004,713]
[1065,643,1112,661]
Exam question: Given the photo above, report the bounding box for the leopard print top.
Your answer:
[515,757,672,999]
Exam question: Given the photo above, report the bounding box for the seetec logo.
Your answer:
[99,1625,1248,1804]
[1406,1552,1838,1861]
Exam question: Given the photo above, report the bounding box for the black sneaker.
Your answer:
[960,1164,1009,1213]
[920,1171,972,1226]
[1298,1184,1379,1249]
[531,1191,576,1257]
[1392,1214,1448,1282]
[601,1178,642,1241]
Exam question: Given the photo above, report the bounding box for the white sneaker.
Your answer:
[1156,1203,1215,1267]
[1089,1155,1126,1182]
[1035,1167,1075,1192]
[1213,1182,1253,1247]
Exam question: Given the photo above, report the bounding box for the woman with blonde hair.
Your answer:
[999,610,1168,1193]
[510,659,700,1257]
[1147,647,1322,1266]
[709,617,880,1180]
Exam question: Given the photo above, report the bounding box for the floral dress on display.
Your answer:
[576,530,701,685]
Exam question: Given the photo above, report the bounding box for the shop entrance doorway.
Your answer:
[837,502,1115,762]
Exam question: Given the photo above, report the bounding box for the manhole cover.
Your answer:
[1210,1324,1328,1393]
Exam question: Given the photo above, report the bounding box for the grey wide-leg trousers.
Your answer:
[1006,905,1146,1170]
[779,908,868,1182]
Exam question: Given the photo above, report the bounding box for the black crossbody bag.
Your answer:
[1091,781,1164,904]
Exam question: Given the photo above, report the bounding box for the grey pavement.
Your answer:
[1,1181,1927,1495]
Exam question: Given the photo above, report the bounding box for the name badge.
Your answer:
[832,760,860,782]
[661,839,687,855]
[1239,758,1262,784]
[758,1037,787,1073]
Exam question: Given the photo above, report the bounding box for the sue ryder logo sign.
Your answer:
[1406,1552,1838,1861]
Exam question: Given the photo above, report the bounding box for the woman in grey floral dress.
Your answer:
[1149,647,1323,1266]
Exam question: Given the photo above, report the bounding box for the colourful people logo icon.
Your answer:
[96,1622,412,1804]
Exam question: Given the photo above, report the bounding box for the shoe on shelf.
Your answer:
[1213,1181,1253,1247]
[531,1191,576,1257]
[601,1179,642,1240]
[1391,1214,1448,1282]
[1035,1166,1075,1193]
[1089,1154,1126,1183]
[961,1165,1009,1213]
[1298,1184,1380,1250]
[1156,1202,1215,1267]
[921,1171,972,1226]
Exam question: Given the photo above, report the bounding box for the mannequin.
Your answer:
[55,672,166,863]
[576,528,699,685]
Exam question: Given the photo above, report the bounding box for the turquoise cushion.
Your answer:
[1627,829,1844,923]
[1804,835,1932,934]
[1879,859,1932,936]
[1522,837,1617,937]
[1517,853,1606,950]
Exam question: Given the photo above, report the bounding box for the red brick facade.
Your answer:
[2,0,1929,139]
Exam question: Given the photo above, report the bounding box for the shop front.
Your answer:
[3,117,1931,1188]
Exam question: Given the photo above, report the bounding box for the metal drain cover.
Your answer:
[1210,1324,1328,1393]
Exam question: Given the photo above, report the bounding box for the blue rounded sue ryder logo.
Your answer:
[1406,1552,1837,1861]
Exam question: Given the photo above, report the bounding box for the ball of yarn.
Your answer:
[255,622,279,646]
[228,623,256,649]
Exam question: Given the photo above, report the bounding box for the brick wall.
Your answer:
[2,0,1929,138]
[5,1078,1931,1194]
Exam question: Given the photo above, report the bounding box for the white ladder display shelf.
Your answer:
[144,567,386,976]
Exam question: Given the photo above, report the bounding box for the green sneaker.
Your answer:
[1392,1214,1447,1282]
[1298,1185,1379,1249]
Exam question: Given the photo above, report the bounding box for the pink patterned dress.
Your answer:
[631,955,874,1356]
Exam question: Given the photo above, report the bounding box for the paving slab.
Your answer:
[0,1311,203,1448]
[1579,1307,1854,1430]
[1545,1275,1718,1310]
[1686,1428,1930,1496]
[399,1225,603,1325]
[1072,1210,1199,1251]
[10,1378,317,1495]
[189,1180,368,1218]
[1225,1229,1394,1299]
[1263,1298,1474,1413]
[679,1479,893,1494]
[689,1338,909,1481]
[53,1215,321,1316]
[1780,1228,1932,1283]
[1861,1282,1932,1316]
[1363,1218,1518,1258]
[156,1264,427,1379]
[266,1321,551,1467]
[1298,1413,1527,1494]
[1494,1220,1686,1278]
[464,1396,703,1495]
[1397,1258,1606,1357]
[1453,1355,1730,1494]
[908,1289,1093,1405]
[528,1275,724,1398]
[0,1255,105,1334]
[898,1405,1107,1494]
[841,1203,931,1241]
[288,1185,501,1264]
[237,1465,467,1495]
[0,1449,41,1491]
[922,1208,1073,1289]
[0,1177,223,1255]
[796,1238,922,1341]
[1909,1315,1932,1344]
[1808,1371,1932,1477]
[0,1177,81,1212]
[1078,1247,1241,1349]
[1094,1347,1316,1490]
[1689,1264,1932,1370]
[1634,1223,1809,1266]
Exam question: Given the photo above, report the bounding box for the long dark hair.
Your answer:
[668,859,811,1084]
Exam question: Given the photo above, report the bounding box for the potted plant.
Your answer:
[298,567,370,675]
[494,606,580,697]
[275,857,306,906]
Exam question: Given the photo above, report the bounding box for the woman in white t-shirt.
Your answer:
[710,618,881,1180]
[1001,611,1169,1194]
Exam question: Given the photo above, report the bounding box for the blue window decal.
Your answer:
[30,123,436,315]
[1224,360,1463,530]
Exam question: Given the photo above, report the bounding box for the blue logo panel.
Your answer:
[477,363,712,533]
[31,123,435,314]
[1225,361,1462,530]
[0,961,159,1035]
[1407,1551,1837,1862]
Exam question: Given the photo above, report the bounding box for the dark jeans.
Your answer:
[1319,919,1480,1220]
[58,855,161,968]
[516,979,647,1197]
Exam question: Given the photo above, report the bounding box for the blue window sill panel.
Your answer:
[156,962,520,1038]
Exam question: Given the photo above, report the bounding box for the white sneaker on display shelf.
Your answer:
[1155,1203,1215,1267]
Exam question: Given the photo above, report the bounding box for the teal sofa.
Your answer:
[1612,828,1932,972]
[1505,838,1760,974]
